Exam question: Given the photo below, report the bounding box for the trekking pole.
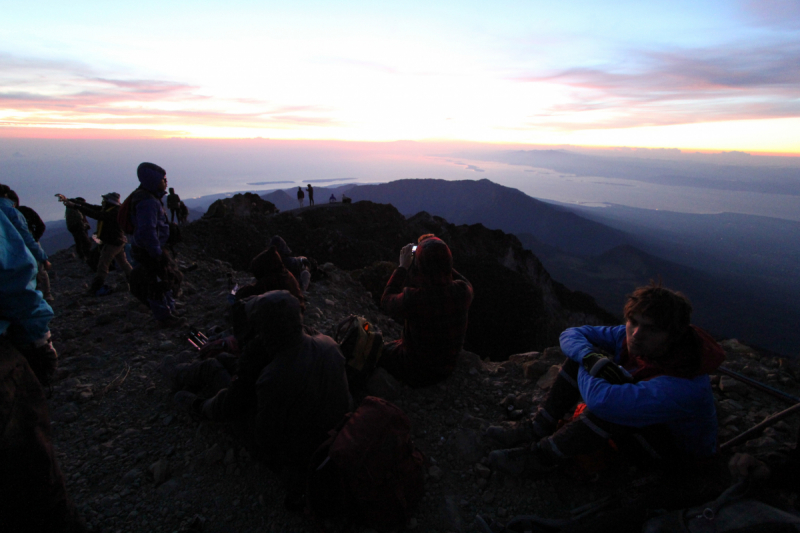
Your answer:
[718,366,800,405]
[720,402,800,451]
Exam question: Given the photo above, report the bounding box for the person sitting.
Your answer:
[163,291,352,506]
[379,237,473,387]
[341,194,351,204]
[65,193,132,296]
[235,245,305,310]
[268,235,312,291]
[489,282,725,477]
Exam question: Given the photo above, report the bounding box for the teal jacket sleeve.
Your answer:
[0,199,48,264]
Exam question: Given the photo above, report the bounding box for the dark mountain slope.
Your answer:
[347,179,631,256]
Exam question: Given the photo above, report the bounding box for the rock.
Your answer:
[406,517,418,529]
[324,299,335,307]
[159,341,177,351]
[719,376,748,394]
[53,402,80,423]
[474,463,491,479]
[498,507,508,517]
[121,468,142,485]
[428,466,443,481]
[224,448,236,465]
[482,491,495,504]
[204,444,225,464]
[95,314,116,326]
[365,368,401,400]
[522,360,550,380]
[157,478,180,496]
[536,365,561,390]
[78,390,94,402]
[149,459,169,486]
[452,429,484,464]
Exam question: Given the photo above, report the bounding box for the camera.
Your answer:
[412,245,418,254]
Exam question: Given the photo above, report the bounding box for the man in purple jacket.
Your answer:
[127,162,184,327]
[489,283,725,477]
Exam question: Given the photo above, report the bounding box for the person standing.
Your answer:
[166,187,181,223]
[297,186,305,208]
[307,184,314,206]
[8,191,53,302]
[65,193,132,296]
[126,163,184,327]
[63,196,92,260]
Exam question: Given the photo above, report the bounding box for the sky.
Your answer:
[2,0,800,153]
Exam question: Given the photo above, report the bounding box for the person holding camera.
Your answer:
[379,236,473,387]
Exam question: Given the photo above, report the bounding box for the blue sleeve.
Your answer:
[0,212,53,343]
[578,367,710,428]
[560,325,626,364]
[134,198,163,258]
[0,202,48,263]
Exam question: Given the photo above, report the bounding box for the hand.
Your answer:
[399,243,414,269]
[44,260,52,271]
[728,452,770,481]
[582,353,633,384]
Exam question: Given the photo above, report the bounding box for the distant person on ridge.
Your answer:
[488,282,725,478]
[329,193,336,203]
[306,184,314,206]
[61,195,92,261]
[63,193,132,296]
[166,187,181,223]
[379,236,473,387]
[297,186,305,208]
[8,190,53,302]
[177,201,189,225]
[268,235,312,291]
[125,162,184,327]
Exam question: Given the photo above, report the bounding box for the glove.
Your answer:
[582,353,633,384]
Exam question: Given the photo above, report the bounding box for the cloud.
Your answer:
[0,52,336,131]
[465,164,484,172]
[515,41,800,129]
[740,0,800,29]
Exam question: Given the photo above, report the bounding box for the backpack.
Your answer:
[118,188,156,235]
[306,396,426,531]
[333,315,383,391]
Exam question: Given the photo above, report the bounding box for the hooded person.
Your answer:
[6,189,53,302]
[125,162,184,326]
[488,282,726,478]
[165,291,351,503]
[235,245,305,309]
[63,196,92,260]
[268,235,312,291]
[379,236,474,387]
[66,192,132,296]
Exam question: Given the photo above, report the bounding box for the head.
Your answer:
[137,162,167,194]
[417,233,436,244]
[269,235,291,256]
[6,189,19,207]
[101,192,121,207]
[624,282,692,361]
[76,197,86,203]
[250,245,284,278]
[243,290,303,348]
[415,237,453,283]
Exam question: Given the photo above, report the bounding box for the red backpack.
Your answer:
[306,396,426,531]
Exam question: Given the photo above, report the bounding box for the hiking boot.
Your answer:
[486,420,534,447]
[173,391,199,413]
[489,445,556,478]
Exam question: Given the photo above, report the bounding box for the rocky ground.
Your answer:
[45,243,800,533]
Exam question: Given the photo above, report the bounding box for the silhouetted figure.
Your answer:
[166,187,181,223]
[62,196,92,260]
[177,201,189,225]
[307,184,314,206]
[329,194,336,203]
[297,187,305,208]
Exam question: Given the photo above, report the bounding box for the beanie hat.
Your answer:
[415,237,453,283]
[102,192,121,206]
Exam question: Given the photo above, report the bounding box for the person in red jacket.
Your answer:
[379,236,473,387]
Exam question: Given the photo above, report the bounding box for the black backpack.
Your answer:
[333,315,383,391]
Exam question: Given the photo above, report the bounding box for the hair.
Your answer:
[7,189,19,206]
[624,280,692,338]
[0,184,10,198]
[417,233,436,243]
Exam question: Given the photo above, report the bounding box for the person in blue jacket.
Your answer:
[126,163,184,327]
[0,184,58,386]
[489,282,725,477]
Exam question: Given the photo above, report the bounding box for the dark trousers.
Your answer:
[69,228,92,260]
[532,358,681,465]
[129,247,183,320]
[379,340,451,388]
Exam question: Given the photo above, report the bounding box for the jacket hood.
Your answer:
[250,246,285,278]
[415,237,453,284]
[137,162,166,196]
[243,290,303,348]
[269,235,292,256]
